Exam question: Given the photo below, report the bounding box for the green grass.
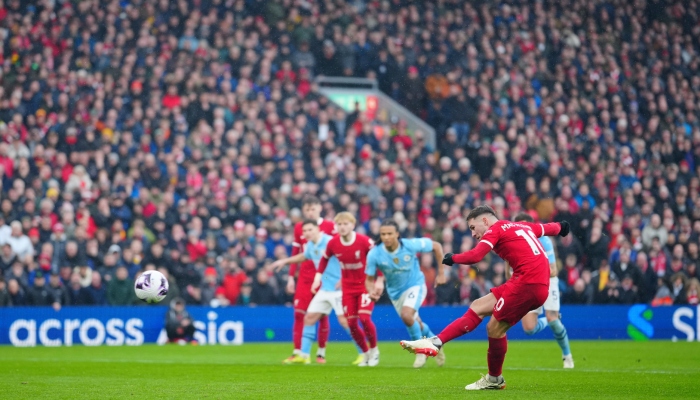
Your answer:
[1,341,698,399]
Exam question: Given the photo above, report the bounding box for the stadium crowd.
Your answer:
[0,0,699,309]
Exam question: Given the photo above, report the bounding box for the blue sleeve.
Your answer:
[403,238,433,253]
[539,236,556,264]
[303,244,312,259]
[365,249,378,277]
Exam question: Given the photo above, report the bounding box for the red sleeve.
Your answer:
[451,241,493,265]
[289,224,302,278]
[317,240,334,275]
[521,221,562,238]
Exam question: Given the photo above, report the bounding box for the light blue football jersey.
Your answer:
[539,236,556,264]
[365,237,433,300]
[303,233,341,292]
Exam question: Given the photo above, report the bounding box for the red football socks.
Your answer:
[317,314,330,349]
[487,336,508,377]
[347,317,369,353]
[437,308,483,344]
[360,314,377,348]
[292,311,305,350]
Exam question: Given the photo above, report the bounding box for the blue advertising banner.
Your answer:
[1,304,699,347]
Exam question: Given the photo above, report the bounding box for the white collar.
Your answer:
[340,232,356,246]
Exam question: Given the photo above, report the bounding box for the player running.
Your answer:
[282,196,336,364]
[400,205,570,390]
[313,212,380,367]
[271,218,363,364]
[365,219,446,368]
[511,213,573,368]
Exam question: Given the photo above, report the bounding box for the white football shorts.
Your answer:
[529,277,561,314]
[391,284,427,316]
[307,289,344,316]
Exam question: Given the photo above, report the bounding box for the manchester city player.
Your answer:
[365,219,446,368]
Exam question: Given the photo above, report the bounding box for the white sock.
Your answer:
[431,336,443,347]
[317,347,326,357]
[487,375,502,383]
[293,349,300,356]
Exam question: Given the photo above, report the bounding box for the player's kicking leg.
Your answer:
[394,285,443,368]
[400,292,496,356]
[401,283,547,390]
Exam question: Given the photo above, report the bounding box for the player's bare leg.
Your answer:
[545,310,573,368]
[401,293,496,356]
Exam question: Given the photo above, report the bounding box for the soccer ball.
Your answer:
[134,270,169,303]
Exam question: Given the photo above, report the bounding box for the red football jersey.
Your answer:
[318,232,374,294]
[289,219,336,278]
[453,220,562,286]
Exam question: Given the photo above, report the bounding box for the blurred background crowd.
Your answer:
[0,0,699,309]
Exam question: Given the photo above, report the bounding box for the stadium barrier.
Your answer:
[1,304,698,347]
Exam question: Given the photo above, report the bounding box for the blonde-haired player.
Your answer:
[314,212,381,366]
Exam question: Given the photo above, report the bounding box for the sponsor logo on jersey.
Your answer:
[340,262,363,270]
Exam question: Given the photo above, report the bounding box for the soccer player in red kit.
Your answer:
[400,205,570,390]
[314,212,380,367]
[283,196,337,364]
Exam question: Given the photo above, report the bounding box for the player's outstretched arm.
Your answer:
[523,221,570,238]
[271,253,307,272]
[443,241,492,266]
[288,244,302,278]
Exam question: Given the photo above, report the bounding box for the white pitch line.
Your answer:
[4,357,697,375]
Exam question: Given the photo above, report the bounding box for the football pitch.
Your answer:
[1,341,698,399]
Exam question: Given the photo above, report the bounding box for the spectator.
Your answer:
[671,273,689,305]
[0,243,17,272]
[237,283,253,306]
[563,279,592,305]
[641,215,669,250]
[0,278,8,307]
[7,279,26,306]
[250,269,278,306]
[165,298,196,344]
[3,221,33,261]
[686,278,700,306]
[434,271,460,305]
[618,276,639,305]
[47,272,69,309]
[87,271,108,306]
[217,259,248,306]
[459,276,481,306]
[107,267,135,306]
[26,272,57,307]
[66,272,94,306]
